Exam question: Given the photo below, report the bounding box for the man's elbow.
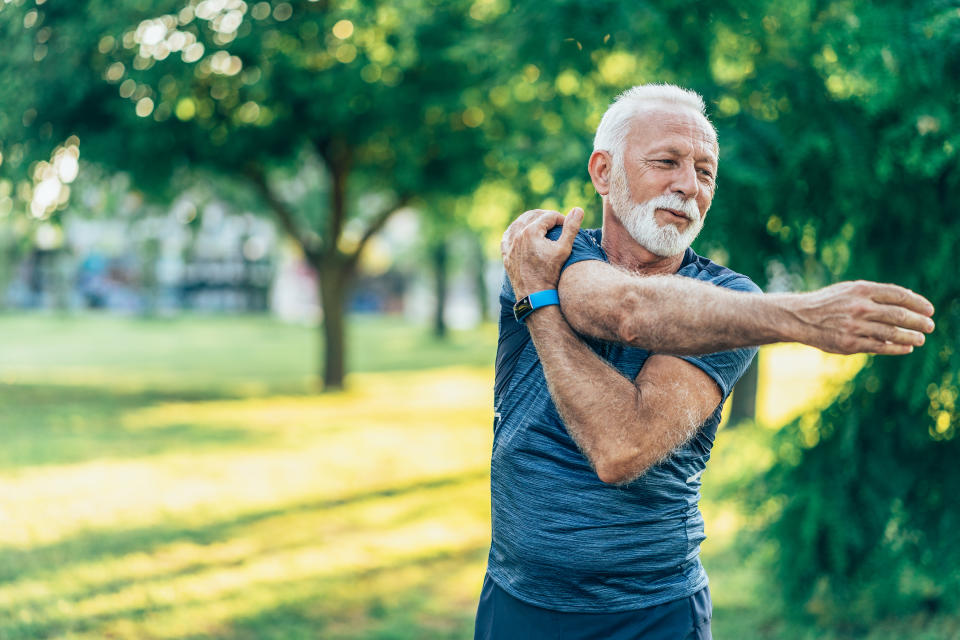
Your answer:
[563,287,647,345]
[594,452,651,485]
[612,288,649,346]
[596,464,632,485]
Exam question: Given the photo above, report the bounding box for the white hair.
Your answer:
[593,84,715,161]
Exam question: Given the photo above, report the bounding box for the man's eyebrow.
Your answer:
[649,146,717,162]
[695,149,718,166]
[649,146,684,156]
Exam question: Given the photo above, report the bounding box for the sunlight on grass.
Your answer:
[1,362,493,639]
[8,480,488,639]
[2,367,492,551]
[0,314,498,396]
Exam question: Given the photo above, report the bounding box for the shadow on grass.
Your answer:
[5,544,487,640]
[203,545,488,640]
[0,468,488,584]
[1,468,489,640]
[1,383,267,470]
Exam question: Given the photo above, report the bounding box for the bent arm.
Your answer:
[526,305,722,484]
[559,260,935,356]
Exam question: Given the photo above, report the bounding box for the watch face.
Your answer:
[513,296,533,322]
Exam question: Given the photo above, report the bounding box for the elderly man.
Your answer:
[474,84,935,639]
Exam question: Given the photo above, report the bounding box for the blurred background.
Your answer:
[1,0,958,638]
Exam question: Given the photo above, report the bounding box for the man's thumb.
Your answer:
[559,207,584,250]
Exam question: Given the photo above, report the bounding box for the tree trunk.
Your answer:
[431,238,448,338]
[728,355,759,427]
[473,235,489,322]
[318,262,351,391]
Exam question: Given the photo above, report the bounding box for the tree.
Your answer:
[727,358,758,425]
[743,2,960,623]
[0,0,493,389]
[661,0,960,623]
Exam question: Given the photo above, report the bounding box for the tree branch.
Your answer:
[346,194,413,269]
[245,163,322,266]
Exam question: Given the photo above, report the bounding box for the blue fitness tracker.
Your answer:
[513,289,560,323]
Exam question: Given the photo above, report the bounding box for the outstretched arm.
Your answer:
[502,209,935,356]
[559,261,931,356]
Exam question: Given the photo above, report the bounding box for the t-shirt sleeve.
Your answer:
[546,225,606,274]
[678,275,762,400]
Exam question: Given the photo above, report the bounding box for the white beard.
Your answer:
[608,162,705,257]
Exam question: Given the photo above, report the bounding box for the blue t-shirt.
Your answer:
[487,227,760,613]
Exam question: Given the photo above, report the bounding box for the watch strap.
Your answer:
[513,289,560,323]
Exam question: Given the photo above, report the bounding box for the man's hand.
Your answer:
[783,281,935,355]
[501,207,584,299]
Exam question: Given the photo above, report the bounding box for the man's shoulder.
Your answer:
[678,248,761,293]
[545,226,604,246]
[541,226,608,272]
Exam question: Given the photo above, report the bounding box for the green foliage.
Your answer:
[0,0,491,193]
[0,0,506,386]
[767,358,960,627]
[737,1,960,625]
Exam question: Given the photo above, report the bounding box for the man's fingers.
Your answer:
[831,335,913,356]
[502,206,580,259]
[505,209,548,241]
[558,207,584,251]
[515,209,546,228]
[866,282,935,317]
[864,303,936,334]
[861,339,914,356]
[527,209,565,235]
[502,209,552,255]
[858,321,926,347]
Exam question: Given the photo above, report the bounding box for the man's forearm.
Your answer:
[563,272,779,353]
[525,306,707,484]
[559,262,933,356]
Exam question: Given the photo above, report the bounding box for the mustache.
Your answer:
[642,195,700,222]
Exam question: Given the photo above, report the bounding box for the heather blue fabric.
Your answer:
[486,227,760,613]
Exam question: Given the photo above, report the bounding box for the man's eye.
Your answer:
[657,159,675,166]
[698,168,714,178]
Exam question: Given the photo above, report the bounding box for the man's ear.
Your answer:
[588,150,612,196]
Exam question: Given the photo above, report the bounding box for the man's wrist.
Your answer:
[510,278,559,302]
[514,289,560,322]
[760,293,806,343]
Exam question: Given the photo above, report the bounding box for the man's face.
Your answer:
[607,108,718,257]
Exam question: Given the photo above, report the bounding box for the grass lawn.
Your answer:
[1,312,956,639]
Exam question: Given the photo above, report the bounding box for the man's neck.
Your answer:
[600,210,686,276]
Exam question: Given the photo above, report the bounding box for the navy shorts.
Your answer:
[473,574,712,640]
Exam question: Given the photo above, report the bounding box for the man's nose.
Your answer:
[671,162,699,199]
